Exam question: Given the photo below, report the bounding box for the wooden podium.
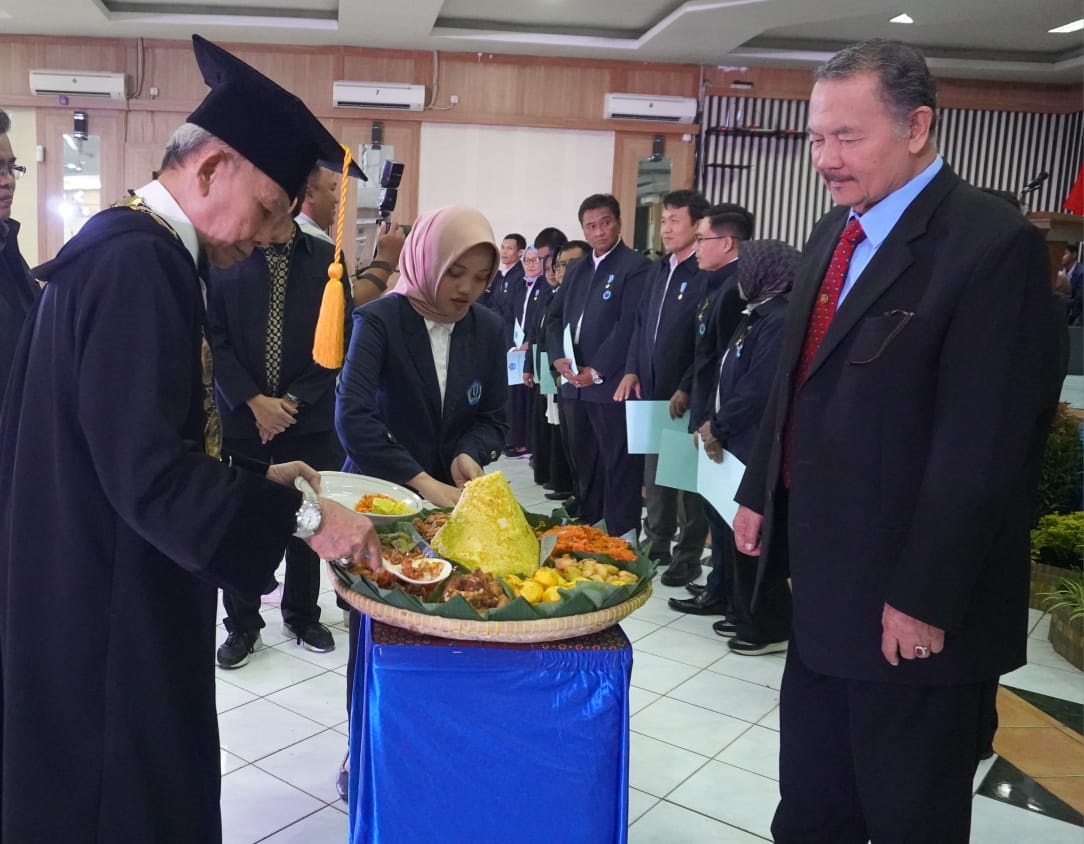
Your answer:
[1027,211,1084,285]
[1030,212,1084,377]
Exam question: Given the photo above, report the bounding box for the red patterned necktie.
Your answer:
[783,216,866,487]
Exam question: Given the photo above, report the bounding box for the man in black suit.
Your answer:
[547,194,650,537]
[208,216,344,667]
[0,108,38,403]
[733,39,1058,842]
[615,190,712,584]
[479,232,525,325]
[670,203,752,616]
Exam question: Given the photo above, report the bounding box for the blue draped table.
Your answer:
[348,619,633,844]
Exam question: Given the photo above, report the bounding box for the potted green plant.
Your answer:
[1035,402,1083,521]
[1030,511,1084,608]
[1041,573,1084,670]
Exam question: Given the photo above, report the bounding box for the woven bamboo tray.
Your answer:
[330,563,652,643]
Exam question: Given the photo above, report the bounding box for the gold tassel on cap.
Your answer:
[312,145,353,368]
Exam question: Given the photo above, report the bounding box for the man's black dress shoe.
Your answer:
[667,590,727,616]
[545,491,573,500]
[660,559,702,587]
[685,583,707,597]
[713,619,737,638]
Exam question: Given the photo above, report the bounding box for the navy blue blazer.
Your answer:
[494,262,526,347]
[336,294,508,487]
[522,280,556,376]
[625,252,712,400]
[708,296,788,464]
[689,261,743,430]
[544,241,650,402]
[511,275,544,343]
[206,231,339,440]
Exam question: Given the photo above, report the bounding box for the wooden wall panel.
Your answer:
[624,66,701,98]
[42,39,127,75]
[341,49,428,88]
[4,31,1078,265]
[704,65,1084,114]
[0,40,45,98]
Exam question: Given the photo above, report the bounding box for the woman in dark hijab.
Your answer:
[699,239,800,656]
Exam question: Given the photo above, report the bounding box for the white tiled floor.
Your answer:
[216,456,1083,843]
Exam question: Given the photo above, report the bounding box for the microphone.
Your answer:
[1020,171,1049,194]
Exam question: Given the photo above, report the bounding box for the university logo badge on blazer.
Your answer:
[467,380,483,406]
[696,297,711,335]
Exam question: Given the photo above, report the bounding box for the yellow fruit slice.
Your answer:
[532,568,560,588]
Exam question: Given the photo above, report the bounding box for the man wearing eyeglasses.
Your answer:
[0,108,38,403]
[615,190,716,586]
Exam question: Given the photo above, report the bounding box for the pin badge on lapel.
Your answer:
[677,281,687,301]
[699,323,706,335]
[603,290,613,300]
[602,274,615,301]
[467,380,483,406]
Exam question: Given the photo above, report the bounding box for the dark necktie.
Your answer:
[783,216,866,487]
[263,234,296,395]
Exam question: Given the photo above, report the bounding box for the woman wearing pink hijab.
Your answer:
[336,205,509,508]
[333,206,509,798]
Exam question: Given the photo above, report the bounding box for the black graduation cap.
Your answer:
[187,34,365,201]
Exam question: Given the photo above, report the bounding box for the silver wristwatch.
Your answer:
[293,478,323,539]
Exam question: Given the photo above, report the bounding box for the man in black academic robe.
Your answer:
[0,37,381,843]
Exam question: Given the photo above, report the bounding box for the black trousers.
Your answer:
[346,609,361,717]
[574,400,643,537]
[732,491,791,643]
[557,397,581,502]
[506,383,533,450]
[773,632,998,844]
[221,430,344,633]
[643,452,708,563]
[703,504,732,608]
[532,392,574,492]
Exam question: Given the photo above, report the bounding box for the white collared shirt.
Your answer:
[520,275,539,328]
[652,247,695,343]
[134,181,200,267]
[424,318,454,406]
[295,212,333,244]
[592,242,618,269]
[576,243,620,343]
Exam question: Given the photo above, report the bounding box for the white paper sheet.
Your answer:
[696,445,746,527]
[562,323,579,375]
[625,401,687,454]
[506,349,526,386]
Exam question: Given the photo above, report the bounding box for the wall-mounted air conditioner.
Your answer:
[29,69,126,100]
[603,93,697,124]
[332,81,425,110]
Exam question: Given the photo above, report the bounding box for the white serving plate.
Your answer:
[382,556,453,585]
[318,471,424,525]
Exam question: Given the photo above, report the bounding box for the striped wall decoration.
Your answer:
[699,94,1084,248]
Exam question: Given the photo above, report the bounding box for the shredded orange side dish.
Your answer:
[354,493,394,513]
[539,525,637,562]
